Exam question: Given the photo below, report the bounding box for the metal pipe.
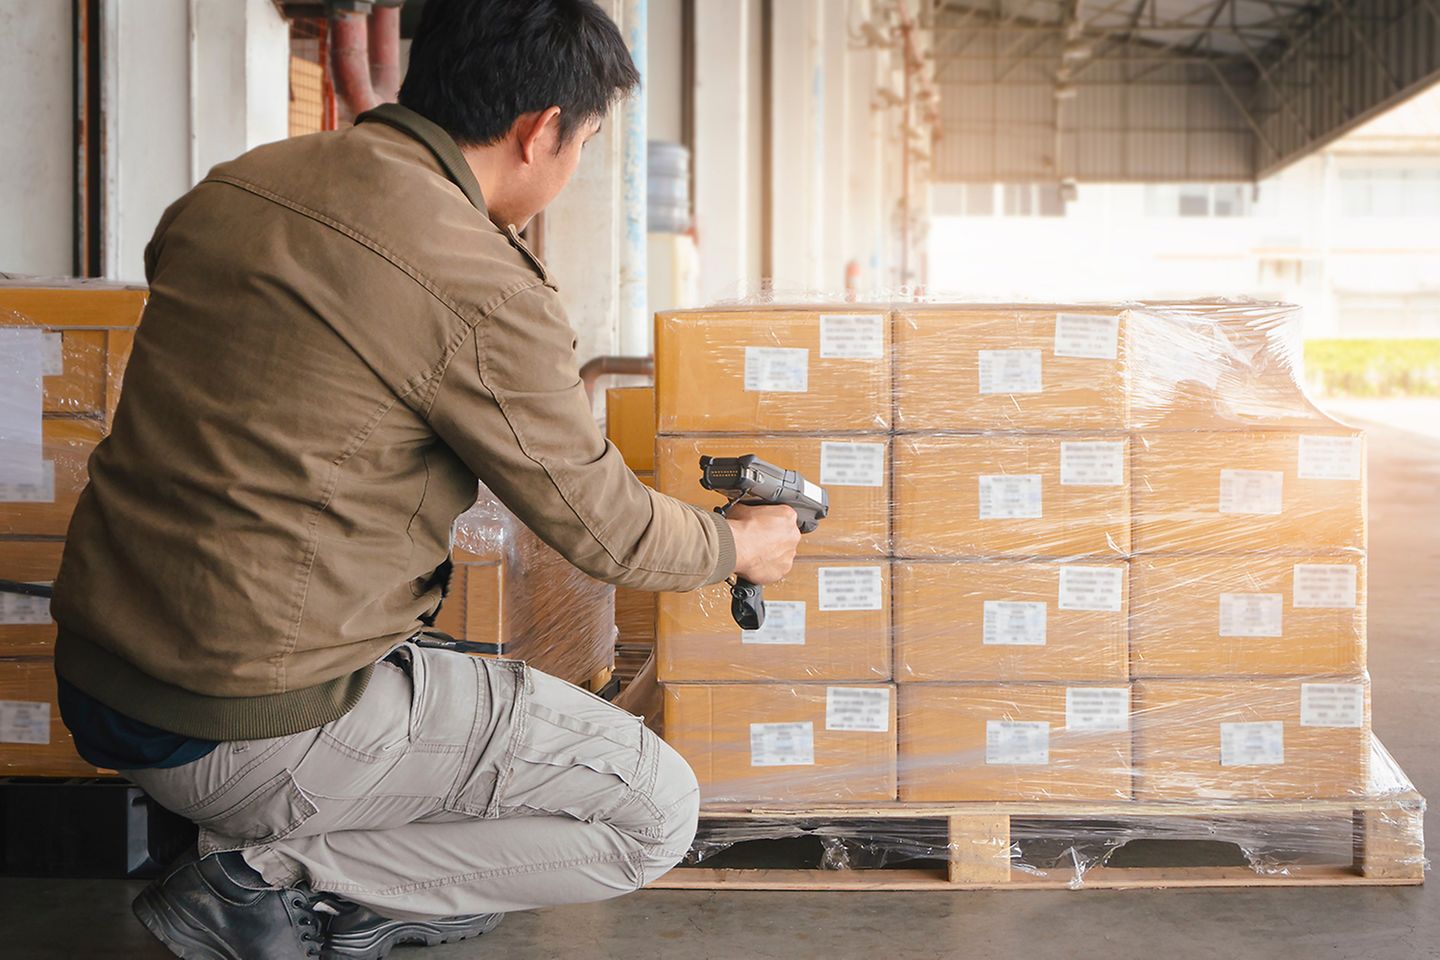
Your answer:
[579,355,655,402]
[619,0,649,357]
[368,3,403,103]
[331,3,405,117]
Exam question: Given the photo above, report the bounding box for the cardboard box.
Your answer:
[898,683,1133,802]
[0,540,63,657]
[0,282,147,421]
[1132,429,1366,555]
[0,418,105,537]
[657,560,890,682]
[663,682,897,802]
[605,386,656,473]
[894,305,1128,431]
[656,435,890,557]
[1133,678,1370,800]
[894,435,1130,559]
[894,560,1128,682]
[616,585,657,645]
[0,658,107,777]
[654,308,891,433]
[1131,555,1366,678]
[431,562,504,651]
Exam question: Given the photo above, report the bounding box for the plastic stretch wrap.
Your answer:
[637,297,1425,884]
[448,484,616,689]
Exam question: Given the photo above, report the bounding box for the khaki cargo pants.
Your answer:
[128,645,700,920]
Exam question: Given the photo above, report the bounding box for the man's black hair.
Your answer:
[399,0,640,147]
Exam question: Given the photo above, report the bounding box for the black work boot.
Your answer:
[132,845,328,959]
[322,903,503,960]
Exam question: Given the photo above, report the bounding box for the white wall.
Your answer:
[647,0,683,144]
[0,0,75,276]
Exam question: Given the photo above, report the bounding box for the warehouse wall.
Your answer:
[0,1,74,277]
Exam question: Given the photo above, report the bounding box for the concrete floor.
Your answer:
[5,401,1438,960]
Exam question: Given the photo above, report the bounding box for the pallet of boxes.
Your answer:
[637,300,1426,890]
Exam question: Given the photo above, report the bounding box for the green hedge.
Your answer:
[1304,339,1440,397]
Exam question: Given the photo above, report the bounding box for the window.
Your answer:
[1340,167,1440,218]
[1001,183,1067,217]
[1145,184,1252,217]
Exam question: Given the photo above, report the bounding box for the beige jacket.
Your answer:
[53,104,733,740]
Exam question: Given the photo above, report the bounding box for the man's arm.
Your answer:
[425,284,736,593]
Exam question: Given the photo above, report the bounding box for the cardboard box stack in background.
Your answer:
[655,307,899,803]
[606,387,659,686]
[0,279,148,776]
[643,300,1374,807]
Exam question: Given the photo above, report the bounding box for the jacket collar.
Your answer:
[357,103,489,216]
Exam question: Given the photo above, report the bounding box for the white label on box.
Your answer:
[825,687,891,732]
[1220,721,1285,767]
[986,720,1050,765]
[0,328,46,487]
[982,601,1047,646]
[0,583,52,625]
[819,314,885,359]
[750,721,815,767]
[1066,687,1130,732]
[978,475,1042,519]
[978,349,1042,395]
[1300,683,1365,728]
[741,600,807,645]
[1059,441,1126,486]
[1219,469,1284,516]
[1053,313,1120,360]
[0,700,50,745]
[1293,564,1358,609]
[1219,593,1284,638]
[1298,435,1362,481]
[817,566,883,612]
[42,333,64,376]
[819,441,885,487]
[1057,565,1124,612]
[0,460,55,503]
[743,347,809,393]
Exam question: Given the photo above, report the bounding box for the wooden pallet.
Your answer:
[650,792,1427,891]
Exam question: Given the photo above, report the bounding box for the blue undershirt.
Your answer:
[56,674,219,771]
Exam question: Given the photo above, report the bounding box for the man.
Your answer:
[51,1,801,958]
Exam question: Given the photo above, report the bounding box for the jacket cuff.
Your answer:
[703,509,737,586]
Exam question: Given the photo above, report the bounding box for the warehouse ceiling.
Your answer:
[933,0,1440,182]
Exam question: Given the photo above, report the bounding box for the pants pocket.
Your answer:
[194,769,319,855]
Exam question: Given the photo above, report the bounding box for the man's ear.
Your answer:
[518,106,563,165]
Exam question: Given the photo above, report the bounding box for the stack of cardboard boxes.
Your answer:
[642,302,1373,806]
[0,280,147,776]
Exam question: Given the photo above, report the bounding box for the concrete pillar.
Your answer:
[769,0,825,293]
[693,0,752,303]
[0,1,73,276]
[822,0,850,294]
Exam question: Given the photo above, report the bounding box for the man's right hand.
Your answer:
[726,503,802,585]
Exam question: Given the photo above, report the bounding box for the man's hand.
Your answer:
[726,503,802,585]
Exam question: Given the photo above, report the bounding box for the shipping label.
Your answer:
[825,687,891,732]
[741,600,807,645]
[743,347,809,393]
[819,314,885,359]
[819,441,885,487]
[1059,441,1126,486]
[817,566,884,612]
[978,349,1043,395]
[0,583,52,626]
[982,601,1047,646]
[0,460,56,503]
[978,474,1043,519]
[1297,435,1362,481]
[1220,721,1285,766]
[749,721,815,767]
[0,700,50,745]
[42,333,64,377]
[1300,683,1366,728]
[1219,469,1284,516]
[1218,593,1284,638]
[1066,687,1130,732]
[1053,313,1120,360]
[1057,565,1124,612]
[986,720,1050,765]
[1292,564,1358,609]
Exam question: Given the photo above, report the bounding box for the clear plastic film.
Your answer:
[448,483,616,689]
[628,297,1426,886]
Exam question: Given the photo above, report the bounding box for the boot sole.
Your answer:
[132,885,247,960]
[323,913,503,960]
